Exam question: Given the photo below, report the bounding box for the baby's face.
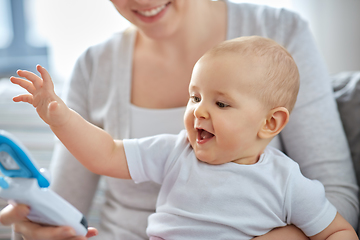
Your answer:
[184,53,269,165]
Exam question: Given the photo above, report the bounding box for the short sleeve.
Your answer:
[123,131,187,185]
[284,166,337,236]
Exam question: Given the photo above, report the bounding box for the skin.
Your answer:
[0,204,98,240]
[184,53,274,165]
[129,0,227,108]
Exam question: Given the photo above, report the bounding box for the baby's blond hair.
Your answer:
[207,36,300,113]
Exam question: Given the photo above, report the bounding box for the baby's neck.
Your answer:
[232,154,262,165]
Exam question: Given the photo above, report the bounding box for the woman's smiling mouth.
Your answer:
[137,4,166,17]
[135,2,171,17]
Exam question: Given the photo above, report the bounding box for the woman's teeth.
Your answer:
[137,4,166,17]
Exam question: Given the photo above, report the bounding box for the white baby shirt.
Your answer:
[124,130,337,239]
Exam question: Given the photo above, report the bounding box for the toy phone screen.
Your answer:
[0,151,20,170]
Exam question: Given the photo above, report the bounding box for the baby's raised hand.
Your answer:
[10,65,70,127]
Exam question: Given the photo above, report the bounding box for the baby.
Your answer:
[11,36,358,239]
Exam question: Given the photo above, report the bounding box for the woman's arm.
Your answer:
[244,5,358,239]
[267,7,359,227]
[49,141,101,214]
[229,4,358,225]
[281,14,359,228]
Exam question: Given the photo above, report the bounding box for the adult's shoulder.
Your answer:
[226,1,308,44]
[67,25,136,93]
[77,26,137,68]
[64,26,136,118]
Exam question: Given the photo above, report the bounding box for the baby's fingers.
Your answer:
[13,94,34,105]
[10,76,36,94]
[36,65,54,90]
[16,69,43,90]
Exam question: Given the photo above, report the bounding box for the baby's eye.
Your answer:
[191,96,201,103]
[216,101,229,108]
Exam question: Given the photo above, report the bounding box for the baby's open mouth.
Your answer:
[197,129,214,141]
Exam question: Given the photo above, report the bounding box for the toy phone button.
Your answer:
[0,150,20,170]
[80,216,88,229]
[0,177,9,189]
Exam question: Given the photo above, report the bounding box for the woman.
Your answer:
[1,0,358,239]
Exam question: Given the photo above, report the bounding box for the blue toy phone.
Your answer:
[0,130,88,236]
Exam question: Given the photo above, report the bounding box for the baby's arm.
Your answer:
[309,213,358,240]
[10,65,131,179]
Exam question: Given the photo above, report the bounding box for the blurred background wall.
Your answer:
[291,0,360,75]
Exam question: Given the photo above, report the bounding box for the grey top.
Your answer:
[41,2,358,240]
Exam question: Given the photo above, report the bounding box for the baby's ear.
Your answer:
[258,107,289,139]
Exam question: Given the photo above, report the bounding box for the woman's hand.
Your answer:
[0,204,98,240]
[253,225,309,240]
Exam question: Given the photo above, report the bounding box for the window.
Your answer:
[0,0,48,78]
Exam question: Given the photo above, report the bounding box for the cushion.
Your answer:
[332,71,360,232]
[332,72,360,182]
